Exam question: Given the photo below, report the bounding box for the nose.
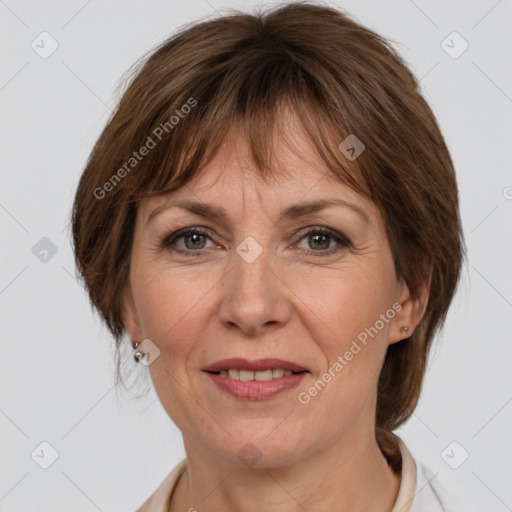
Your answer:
[217,243,292,336]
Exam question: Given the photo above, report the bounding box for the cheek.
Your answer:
[306,263,396,354]
[131,264,217,361]
[131,266,213,427]
[133,263,187,332]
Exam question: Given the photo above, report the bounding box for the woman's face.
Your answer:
[123,119,418,467]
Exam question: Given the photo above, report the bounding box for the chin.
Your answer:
[205,423,310,469]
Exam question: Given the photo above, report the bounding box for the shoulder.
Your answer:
[135,459,187,512]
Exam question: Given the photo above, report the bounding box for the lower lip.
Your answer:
[204,371,308,400]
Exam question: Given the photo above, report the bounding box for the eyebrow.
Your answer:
[146,198,370,226]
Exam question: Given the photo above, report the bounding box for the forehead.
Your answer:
[139,118,372,220]
[186,125,326,195]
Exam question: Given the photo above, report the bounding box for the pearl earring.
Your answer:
[133,342,147,363]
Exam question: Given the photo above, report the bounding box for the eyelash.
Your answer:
[160,226,351,257]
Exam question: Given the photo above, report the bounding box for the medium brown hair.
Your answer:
[71,1,465,448]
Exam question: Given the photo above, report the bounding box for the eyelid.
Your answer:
[161,226,216,247]
[293,225,351,244]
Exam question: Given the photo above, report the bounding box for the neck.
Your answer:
[170,430,401,512]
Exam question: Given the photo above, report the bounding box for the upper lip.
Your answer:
[203,358,309,373]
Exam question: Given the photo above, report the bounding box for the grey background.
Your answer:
[1,0,511,510]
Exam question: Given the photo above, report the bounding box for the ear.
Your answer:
[388,273,431,345]
[121,283,143,343]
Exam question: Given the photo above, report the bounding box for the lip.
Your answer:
[202,358,310,400]
[202,357,308,373]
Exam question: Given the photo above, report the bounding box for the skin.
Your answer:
[123,112,429,512]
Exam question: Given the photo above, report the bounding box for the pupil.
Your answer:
[311,234,329,249]
[186,233,204,249]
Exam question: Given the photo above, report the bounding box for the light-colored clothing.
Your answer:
[136,437,458,511]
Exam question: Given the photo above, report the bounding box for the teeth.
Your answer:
[228,369,239,379]
[239,369,254,381]
[255,370,273,381]
[216,368,298,380]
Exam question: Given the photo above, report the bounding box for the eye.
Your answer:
[161,228,216,254]
[160,226,351,256]
[294,226,351,256]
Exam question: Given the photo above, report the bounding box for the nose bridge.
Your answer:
[234,236,271,295]
[218,234,290,334]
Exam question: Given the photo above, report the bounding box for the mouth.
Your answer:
[202,358,310,400]
[207,368,306,380]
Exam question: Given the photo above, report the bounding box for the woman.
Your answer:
[71,2,465,511]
